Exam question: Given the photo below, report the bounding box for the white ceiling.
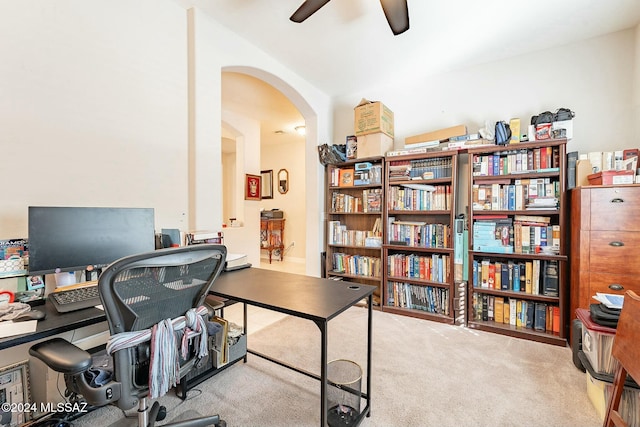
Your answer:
[178,0,640,98]
[184,0,640,152]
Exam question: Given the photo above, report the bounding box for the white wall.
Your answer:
[0,0,190,236]
[0,1,332,277]
[261,140,307,262]
[333,28,639,156]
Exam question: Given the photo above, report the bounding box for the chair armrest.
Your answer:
[29,337,92,374]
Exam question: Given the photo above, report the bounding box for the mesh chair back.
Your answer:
[98,244,227,334]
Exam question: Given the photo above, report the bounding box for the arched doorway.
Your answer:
[221,67,322,276]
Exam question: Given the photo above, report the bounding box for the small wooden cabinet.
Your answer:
[569,185,640,332]
[260,218,285,263]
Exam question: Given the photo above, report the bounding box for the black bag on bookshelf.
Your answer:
[318,143,347,165]
[554,108,575,121]
[589,303,620,328]
[494,121,511,145]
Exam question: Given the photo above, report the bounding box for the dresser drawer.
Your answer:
[590,186,640,231]
[589,231,640,275]
[589,272,640,301]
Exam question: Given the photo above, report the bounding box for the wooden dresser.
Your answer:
[569,185,640,327]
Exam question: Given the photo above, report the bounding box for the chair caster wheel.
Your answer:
[216,420,226,427]
[156,405,167,421]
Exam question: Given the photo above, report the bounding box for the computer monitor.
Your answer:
[28,206,156,276]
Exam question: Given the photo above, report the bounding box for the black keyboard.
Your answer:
[50,284,102,313]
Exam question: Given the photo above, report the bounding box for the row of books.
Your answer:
[388,158,453,181]
[329,165,383,187]
[471,179,559,211]
[387,253,451,283]
[387,282,450,315]
[472,294,561,334]
[471,258,559,296]
[387,185,451,211]
[471,146,561,177]
[473,216,560,255]
[387,219,450,249]
[330,189,382,213]
[327,220,382,247]
[331,253,381,278]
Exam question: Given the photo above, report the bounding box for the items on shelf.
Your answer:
[467,139,568,346]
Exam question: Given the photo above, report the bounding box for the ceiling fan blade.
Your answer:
[290,0,331,23]
[380,0,409,35]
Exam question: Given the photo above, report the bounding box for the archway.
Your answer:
[221,66,323,277]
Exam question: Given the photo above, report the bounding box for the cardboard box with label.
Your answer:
[354,99,394,138]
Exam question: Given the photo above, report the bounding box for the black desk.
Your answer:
[0,299,106,351]
[211,267,375,427]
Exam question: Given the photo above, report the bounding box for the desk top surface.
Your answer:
[211,267,376,322]
[0,299,106,351]
[0,268,375,350]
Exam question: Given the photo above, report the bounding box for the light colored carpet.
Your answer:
[73,306,600,427]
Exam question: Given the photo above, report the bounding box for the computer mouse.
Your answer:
[13,310,46,322]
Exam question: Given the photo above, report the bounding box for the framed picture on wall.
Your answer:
[261,170,273,199]
[245,174,261,201]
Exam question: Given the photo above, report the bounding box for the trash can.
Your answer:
[327,359,362,426]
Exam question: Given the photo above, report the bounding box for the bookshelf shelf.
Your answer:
[384,245,454,254]
[382,151,459,324]
[467,319,566,346]
[325,157,385,306]
[467,138,569,346]
[387,275,451,288]
[383,305,454,322]
[328,244,381,250]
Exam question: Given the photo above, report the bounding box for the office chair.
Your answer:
[603,290,640,427]
[30,245,228,427]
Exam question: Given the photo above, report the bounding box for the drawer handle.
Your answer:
[609,241,624,247]
[609,284,624,291]
[610,198,624,203]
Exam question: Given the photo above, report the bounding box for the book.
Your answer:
[525,302,535,329]
[494,296,504,323]
[338,168,355,187]
[534,303,546,331]
[503,299,510,324]
[542,260,559,297]
[510,299,517,326]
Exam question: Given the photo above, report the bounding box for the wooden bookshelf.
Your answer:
[465,138,569,346]
[382,151,459,323]
[325,156,385,307]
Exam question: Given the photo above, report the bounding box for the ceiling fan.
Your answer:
[290,0,410,36]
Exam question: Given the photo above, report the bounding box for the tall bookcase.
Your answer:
[382,151,458,323]
[325,156,385,307]
[466,138,568,346]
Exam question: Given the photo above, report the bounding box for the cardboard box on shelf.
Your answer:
[576,159,594,187]
[587,170,635,185]
[354,99,394,138]
[356,132,394,158]
[405,124,467,146]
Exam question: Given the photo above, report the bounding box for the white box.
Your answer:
[552,120,573,139]
[356,132,394,158]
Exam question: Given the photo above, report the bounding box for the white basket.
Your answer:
[0,255,26,276]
